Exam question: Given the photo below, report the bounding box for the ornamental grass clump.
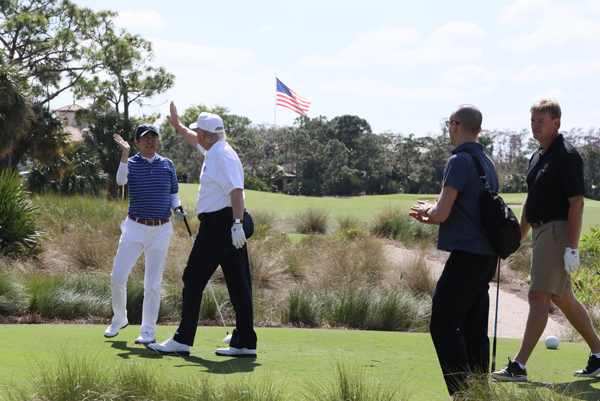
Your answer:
[0,169,43,257]
[294,206,330,234]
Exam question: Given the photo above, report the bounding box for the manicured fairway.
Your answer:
[178,186,600,234]
[1,325,600,400]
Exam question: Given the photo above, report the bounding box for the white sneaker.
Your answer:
[134,332,155,345]
[215,347,257,357]
[104,322,128,338]
[147,338,190,356]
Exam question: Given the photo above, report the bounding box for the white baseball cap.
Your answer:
[189,112,224,133]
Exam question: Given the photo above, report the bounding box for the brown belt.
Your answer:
[128,215,170,226]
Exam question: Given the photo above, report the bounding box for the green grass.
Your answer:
[2,325,600,401]
[178,186,600,235]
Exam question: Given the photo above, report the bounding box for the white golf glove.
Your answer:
[564,247,580,274]
[173,206,187,222]
[231,223,247,249]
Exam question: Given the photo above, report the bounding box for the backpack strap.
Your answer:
[459,148,490,190]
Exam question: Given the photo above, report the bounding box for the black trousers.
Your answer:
[429,249,498,396]
[173,207,257,349]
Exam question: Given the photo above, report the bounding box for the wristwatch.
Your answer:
[233,219,241,224]
[423,206,432,216]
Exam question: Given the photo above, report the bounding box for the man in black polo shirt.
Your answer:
[492,98,600,382]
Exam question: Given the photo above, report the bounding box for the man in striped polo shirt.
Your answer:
[104,123,186,345]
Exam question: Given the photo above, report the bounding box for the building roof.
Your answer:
[54,104,84,112]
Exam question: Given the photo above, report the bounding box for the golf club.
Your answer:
[491,257,501,372]
[182,214,232,344]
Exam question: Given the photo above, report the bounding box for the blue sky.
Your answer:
[57,0,600,137]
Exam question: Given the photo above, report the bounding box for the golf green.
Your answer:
[2,325,600,400]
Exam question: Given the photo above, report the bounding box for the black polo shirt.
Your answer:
[525,134,584,223]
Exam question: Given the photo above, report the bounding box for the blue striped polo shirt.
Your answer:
[127,153,178,220]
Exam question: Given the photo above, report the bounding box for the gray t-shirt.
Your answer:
[437,142,498,255]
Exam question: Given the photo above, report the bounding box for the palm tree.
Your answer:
[0,50,30,167]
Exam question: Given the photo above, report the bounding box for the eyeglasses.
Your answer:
[445,120,461,128]
[139,135,158,141]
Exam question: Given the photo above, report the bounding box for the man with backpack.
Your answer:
[409,104,499,397]
[491,98,600,382]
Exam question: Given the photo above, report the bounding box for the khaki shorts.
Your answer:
[530,220,571,297]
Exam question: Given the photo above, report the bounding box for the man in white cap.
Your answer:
[149,102,257,357]
[105,123,186,345]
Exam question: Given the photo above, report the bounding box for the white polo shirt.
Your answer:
[196,140,245,213]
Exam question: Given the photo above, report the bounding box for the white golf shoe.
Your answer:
[134,332,155,345]
[104,322,128,338]
[215,347,257,357]
[147,338,190,356]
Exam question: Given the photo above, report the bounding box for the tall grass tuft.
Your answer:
[294,206,330,234]
[400,254,437,298]
[0,266,27,315]
[26,275,111,319]
[371,205,437,248]
[307,358,408,401]
[507,233,533,275]
[250,208,278,232]
[336,214,360,232]
[281,288,320,326]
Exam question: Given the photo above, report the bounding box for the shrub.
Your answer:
[294,206,330,234]
[0,169,43,257]
[244,175,268,192]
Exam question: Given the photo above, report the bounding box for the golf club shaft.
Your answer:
[491,257,500,372]
[182,215,229,335]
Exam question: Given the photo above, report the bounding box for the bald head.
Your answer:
[450,104,482,135]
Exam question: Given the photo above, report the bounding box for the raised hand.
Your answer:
[167,101,180,127]
[113,134,130,153]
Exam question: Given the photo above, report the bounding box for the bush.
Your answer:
[244,175,268,192]
[0,169,43,257]
[294,206,330,234]
[370,206,437,247]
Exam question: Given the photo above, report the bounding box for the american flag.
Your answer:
[276,78,310,116]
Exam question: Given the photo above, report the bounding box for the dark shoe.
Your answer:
[574,354,600,377]
[491,358,528,382]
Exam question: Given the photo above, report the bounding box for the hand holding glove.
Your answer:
[173,206,187,222]
[564,247,580,274]
[231,223,247,249]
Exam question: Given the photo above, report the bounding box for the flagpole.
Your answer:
[274,73,277,127]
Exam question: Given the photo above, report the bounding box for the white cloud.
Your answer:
[534,89,587,103]
[500,1,600,53]
[114,10,167,31]
[585,0,600,12]
[151,39,254,70]
[258,25,274,32]
[500,0,552,24]
[313,77,474,102]
[429,22,487,47]
[440,65,510,86]
[512,57,600,82]
[302,23,486,69]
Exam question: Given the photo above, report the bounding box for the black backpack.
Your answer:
[461,149,521,259]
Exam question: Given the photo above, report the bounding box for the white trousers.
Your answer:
[111,218,173,335]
